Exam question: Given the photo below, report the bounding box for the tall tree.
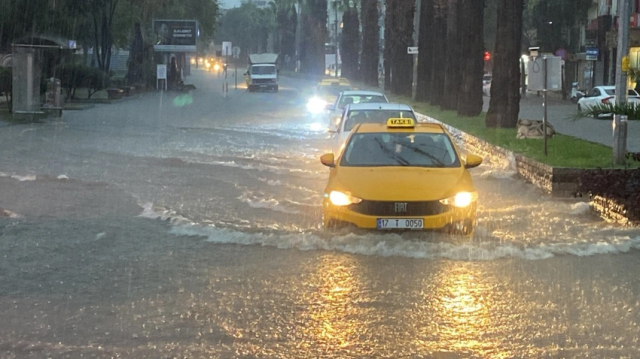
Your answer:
[300,0,327,75]
[384,2,391,89]
[385,0,414,96]
[216,3,275,55]
[485,0,524,128]
[415,0,434,102]
[76,0,120,72]
[340,2,360,79]
[441,0,461,110]
[429,0,447,106]
[530,0,591,52]
[360,0,379,87]
[457,0,484,116]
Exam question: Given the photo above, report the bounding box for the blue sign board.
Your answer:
[585,47,599,61]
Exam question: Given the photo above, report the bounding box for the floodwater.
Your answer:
[1,71,639,358]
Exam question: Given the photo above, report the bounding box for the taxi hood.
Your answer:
[332,166,474,201]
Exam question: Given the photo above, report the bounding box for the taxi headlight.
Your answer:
[307,97,327,114]
[439,192,477,208]
[328,191,362,206]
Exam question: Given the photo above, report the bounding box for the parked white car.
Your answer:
[330,103,417,155]
[482,74,492,96]
[577,85,640,118]
[327,90,389,131]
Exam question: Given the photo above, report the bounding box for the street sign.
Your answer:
[222,41,232,57]
[407,46,419,55]
[232,46,241,59]
[586,47,599,61]
[156,64,167,79]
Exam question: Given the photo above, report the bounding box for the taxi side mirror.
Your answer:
[320,153,335,167]
[464,154,483,169]
[326,104,335,111]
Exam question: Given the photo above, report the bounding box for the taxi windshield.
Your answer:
[343,110,416,131]
[338,95,387,109]
[341,132,460,168]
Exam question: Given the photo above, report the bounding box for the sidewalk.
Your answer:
[493,92,640,153]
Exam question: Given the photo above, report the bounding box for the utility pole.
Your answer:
[335,0,339,78]
[614,0,630,165]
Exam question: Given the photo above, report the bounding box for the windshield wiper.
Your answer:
[401,143,447,167]
[374,138,410,166]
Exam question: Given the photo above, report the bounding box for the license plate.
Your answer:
[377,218,424,229]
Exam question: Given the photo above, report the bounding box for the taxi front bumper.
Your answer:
[322,199,476,231]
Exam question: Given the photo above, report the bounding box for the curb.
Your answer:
[418,113,637,226]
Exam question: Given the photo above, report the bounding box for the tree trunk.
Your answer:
[486,0,524,128]
[416,0,434,101]
[441,0,461,110]
[387,0,415,97]
[457,0,484,117]
[340,7,360,80]
[429,0,447,106]
[360,0,379,87]
[384,3,392,90]
[301,0,327,76]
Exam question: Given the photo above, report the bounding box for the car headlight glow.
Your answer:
[439,192,477,208]
[213,63,220,71]
[328,191,362,206]
[307,97,327,114]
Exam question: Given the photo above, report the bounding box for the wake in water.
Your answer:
[139,202,640,261]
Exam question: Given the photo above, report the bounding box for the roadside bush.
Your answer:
[578,168,640,222]
[55,64,110,100]
[0,67,11,112]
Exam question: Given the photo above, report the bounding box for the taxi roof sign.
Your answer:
[387,118,415,128]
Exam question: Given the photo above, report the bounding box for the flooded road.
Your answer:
[1,70,640,358]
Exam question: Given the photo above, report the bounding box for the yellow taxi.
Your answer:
[320,118,483,235]
[307,79,353,114]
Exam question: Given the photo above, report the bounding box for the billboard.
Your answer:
[153,20,198,52]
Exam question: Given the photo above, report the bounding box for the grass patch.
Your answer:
[384,93,638,169]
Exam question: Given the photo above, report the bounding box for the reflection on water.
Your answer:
[297,253,368,355]
[429,262,509,357]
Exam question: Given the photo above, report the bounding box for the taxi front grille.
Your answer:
[348,200,448,216]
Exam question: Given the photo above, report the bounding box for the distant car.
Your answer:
[482,74,492,96]
[577,85,640,119]
[306,79,353,115]
[331,102,416,155]
[327,91,389,131]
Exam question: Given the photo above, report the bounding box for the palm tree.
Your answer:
[339,0,360,80]
[385,0,415,96]
[416,0,434,101]
[429,0,447,106]
[360,0,379,86]
[299,0,328,75]
[456,0,484,117]
[441,0,461,110]
[485,0,524,128]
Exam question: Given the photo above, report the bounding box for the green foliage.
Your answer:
[575,103,640,121]
[55,64,110,99]
[525,0,591,52]
[216,3,276,55]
